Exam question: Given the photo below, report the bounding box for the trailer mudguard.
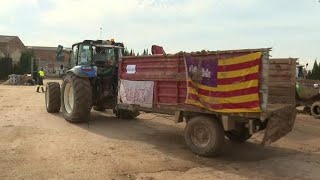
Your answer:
[262,105,297,145]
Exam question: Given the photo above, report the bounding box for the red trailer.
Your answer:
[117,48,296,156]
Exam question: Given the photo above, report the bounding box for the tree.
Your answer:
[19,51,33,74]
[307,59,320,80]
[317,61,320,79]
[0,57,13,79]
[311,60,319,79]
[123,47,130,56]
[307,70,312,79]
[0,50,37,79]
[142,48,149,55]
[13,62,22,74]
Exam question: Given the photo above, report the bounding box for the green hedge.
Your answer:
[0,57,13,79]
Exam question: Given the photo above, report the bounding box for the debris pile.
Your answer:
[2,74,35,85]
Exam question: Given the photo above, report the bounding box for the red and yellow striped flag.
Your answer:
[185,52,262,113]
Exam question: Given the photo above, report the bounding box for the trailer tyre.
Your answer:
[93,105,106,112]
[311,102,320,119]
[61,73,92,123]
[184,116,225,157]
[114,109,140,119]
[45,82,61,113]
[225,130,252,143]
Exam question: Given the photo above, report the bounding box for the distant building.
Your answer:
[0,35,25,64]
[27,46,71,76]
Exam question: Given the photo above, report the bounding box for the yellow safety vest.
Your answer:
[39,70,45,77]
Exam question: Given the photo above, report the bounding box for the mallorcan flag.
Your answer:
[185,52,263,113]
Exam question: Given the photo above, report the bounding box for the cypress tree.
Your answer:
[311,60,319,79]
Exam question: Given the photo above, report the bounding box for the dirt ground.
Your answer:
[1,80,320,180]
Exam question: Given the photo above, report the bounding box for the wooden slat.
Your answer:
[269,87,292,96]
[269,59,292,64]
[269,70,291,76]
[269,76,292,82]
[269,58,297,64]
[269,75,291,79]
[269,95,294,104]
[268,81,293,87]
[269,64,291,71]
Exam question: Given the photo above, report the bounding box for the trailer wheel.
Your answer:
[61,73,92,123]
[311,102,320,119]
[93,104,106,112]
[114,109,140,119]
[45,82,61,113]
[225,129,252,143]
[184,116,225,157]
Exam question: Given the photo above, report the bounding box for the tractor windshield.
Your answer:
[93,46,122,65]
[104,48,116,64]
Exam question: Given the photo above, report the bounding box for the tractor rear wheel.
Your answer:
[45,82,61,113]
[61,73,92,123]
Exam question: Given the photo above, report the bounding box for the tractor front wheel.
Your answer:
[45,82,61,113]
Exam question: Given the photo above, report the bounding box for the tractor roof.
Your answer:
[94,44,124,48]
[72,40,124,48]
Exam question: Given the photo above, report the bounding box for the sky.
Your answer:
[0,0,319,68]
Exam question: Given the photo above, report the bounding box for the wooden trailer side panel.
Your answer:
[268,58,297,105]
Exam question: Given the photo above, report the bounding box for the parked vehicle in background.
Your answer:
[292,61,320,118]
[296,79,320,118]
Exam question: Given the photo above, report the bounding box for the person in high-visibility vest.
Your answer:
[36,68,45,93]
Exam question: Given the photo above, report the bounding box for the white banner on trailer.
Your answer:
[119,80,154,108]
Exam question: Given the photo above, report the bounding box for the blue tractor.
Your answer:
[45,39,139,122]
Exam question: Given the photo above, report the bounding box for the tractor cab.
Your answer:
[69,39,124,78]
[47,39,138,124]
[66,39,125,112]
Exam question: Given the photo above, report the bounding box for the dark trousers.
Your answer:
[36,77,44,92]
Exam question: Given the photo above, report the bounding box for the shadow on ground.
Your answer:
[50,110,320,179]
